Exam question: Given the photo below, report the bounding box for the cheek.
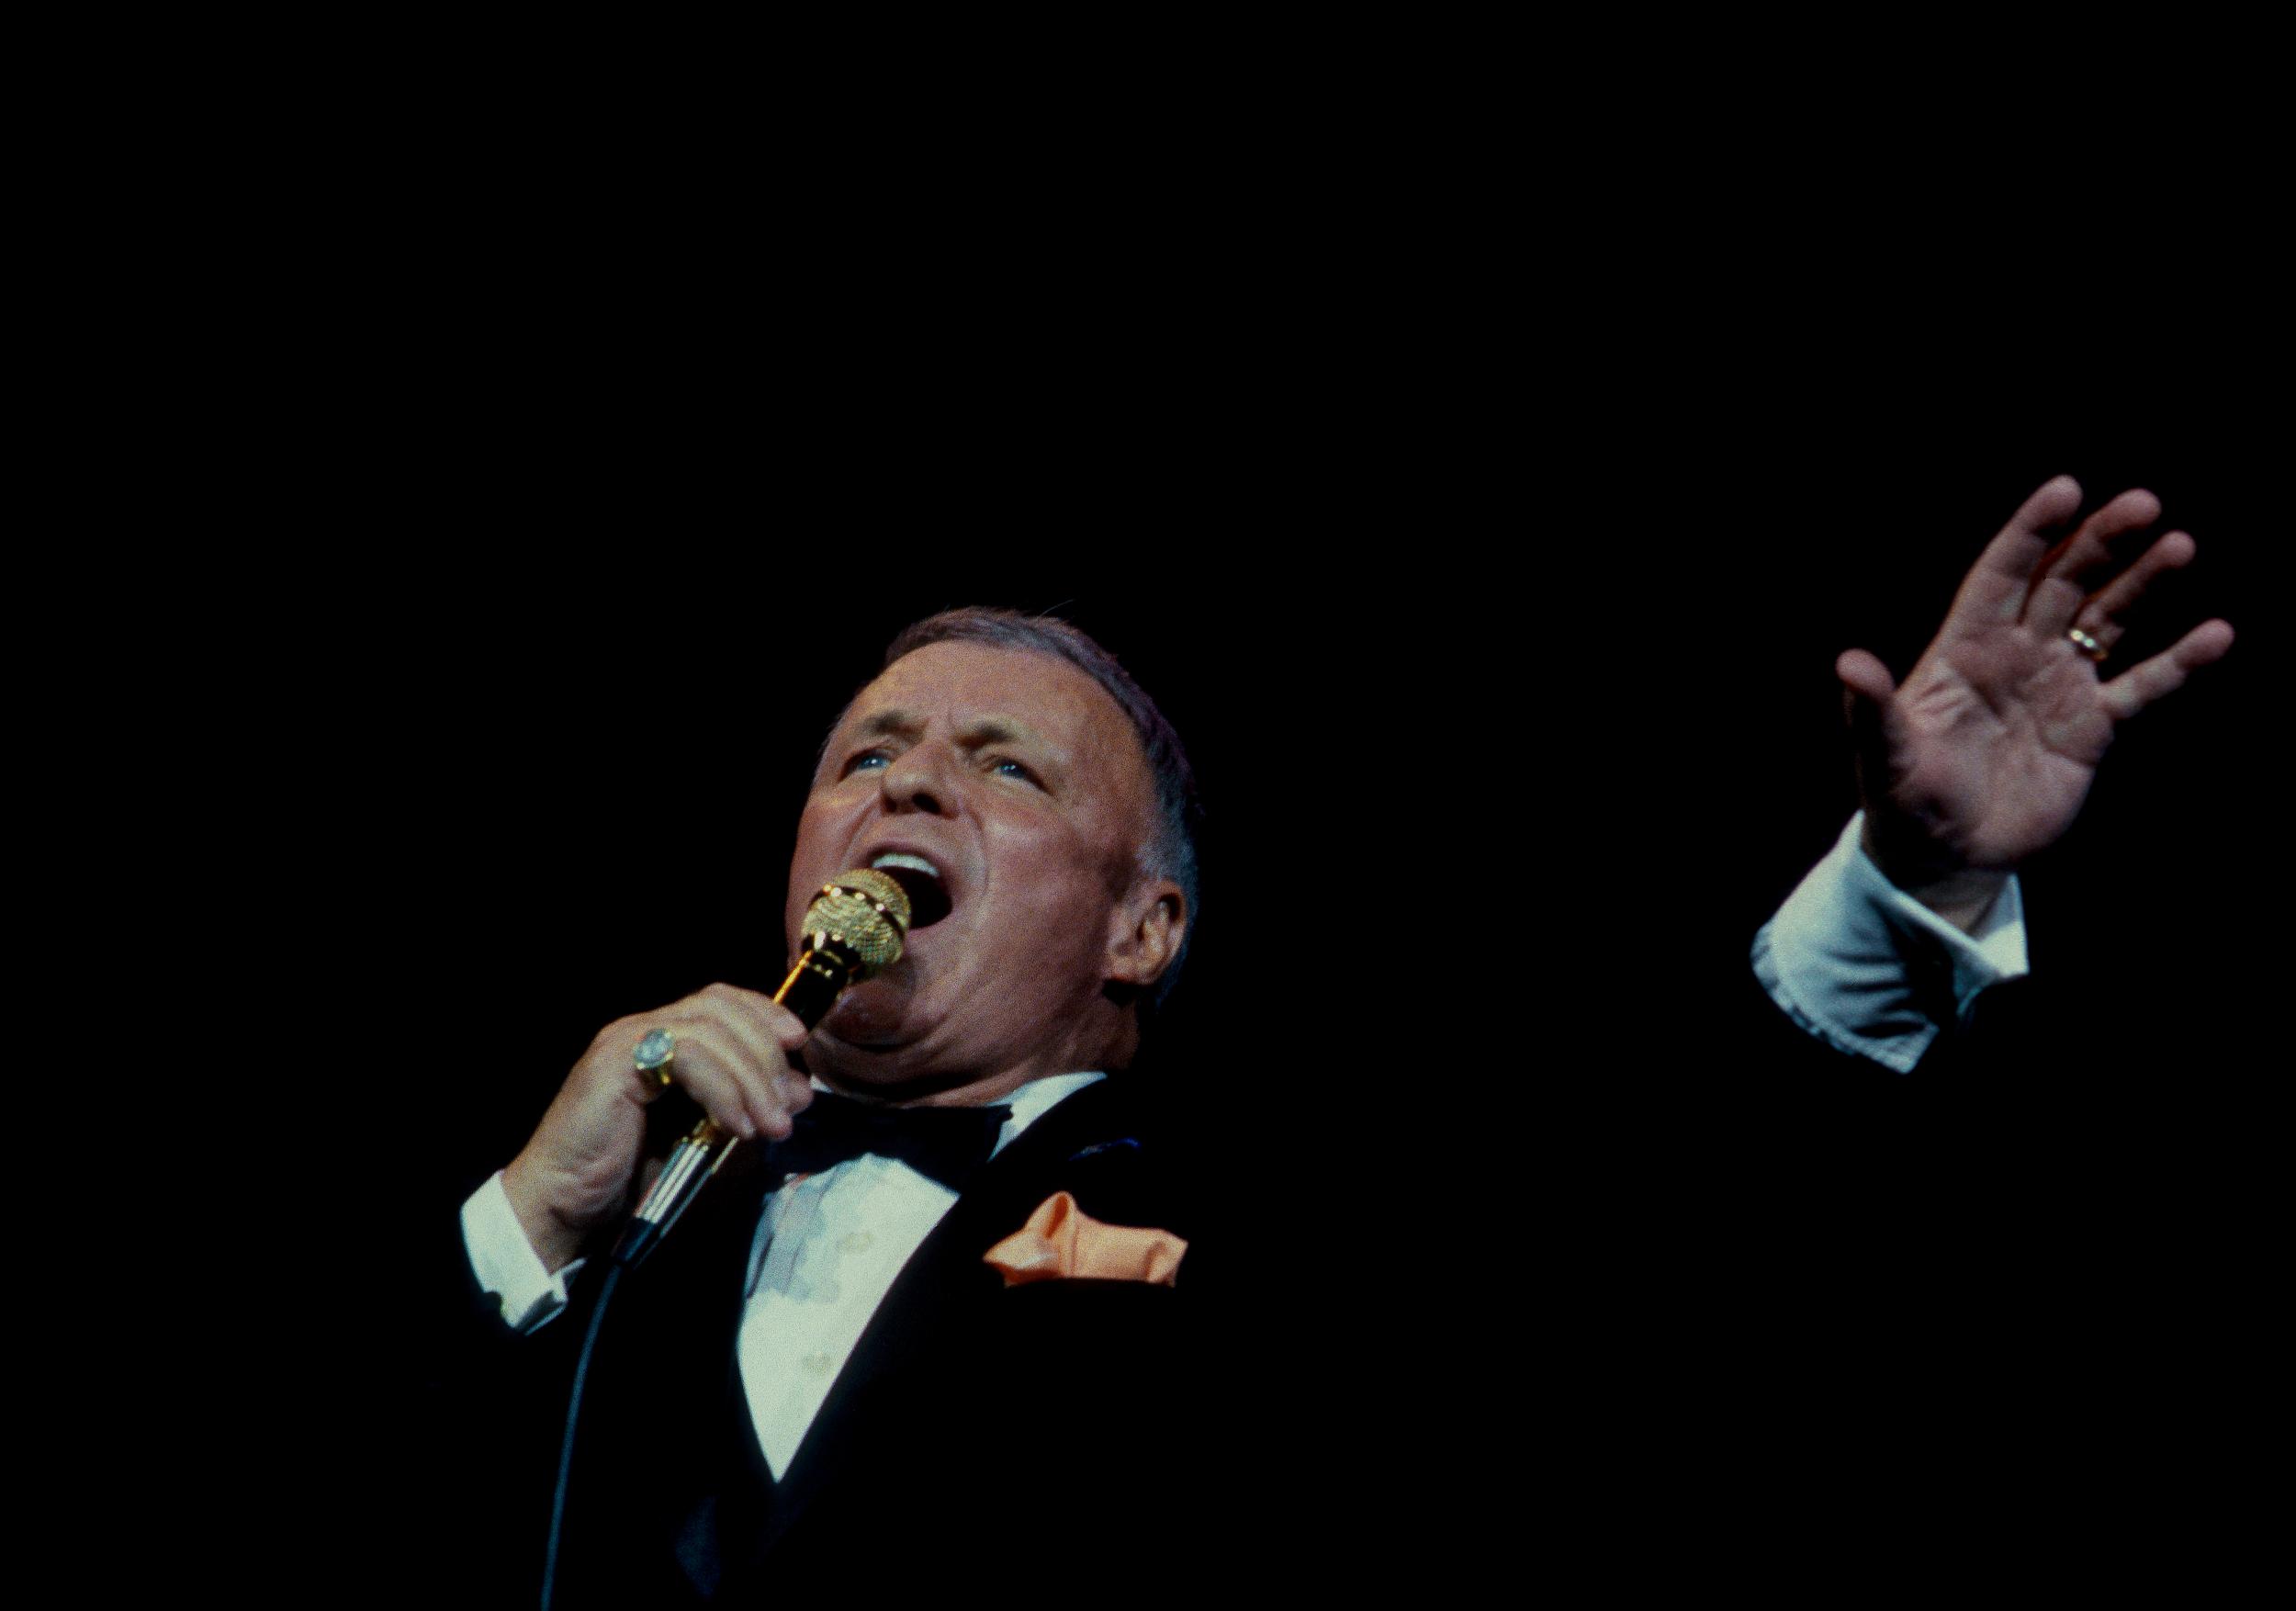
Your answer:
[786,802,855,939]
[993,828,1128,928]
[782,883,809,956]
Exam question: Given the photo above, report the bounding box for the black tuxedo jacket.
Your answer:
[418,1077,1215,1604]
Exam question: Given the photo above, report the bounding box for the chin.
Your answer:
[794,996,928,1083]
[825,963,960,1053]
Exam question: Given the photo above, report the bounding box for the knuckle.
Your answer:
[671,1038,725,1081]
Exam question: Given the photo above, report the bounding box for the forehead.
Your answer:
[838,640,1142,760]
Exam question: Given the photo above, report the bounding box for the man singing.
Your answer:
[444,475,2231,1601]
[455,609,1205,1602]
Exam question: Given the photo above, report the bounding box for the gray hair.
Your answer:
[874,607,1201,1010]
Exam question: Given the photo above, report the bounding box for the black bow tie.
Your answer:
[765,1089,1013,1191]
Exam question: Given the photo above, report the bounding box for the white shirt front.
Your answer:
[462,1069,1102,1476]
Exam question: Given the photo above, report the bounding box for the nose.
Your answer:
[878,742,957,817]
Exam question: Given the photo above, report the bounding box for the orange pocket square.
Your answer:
[983,1190,1187,1288]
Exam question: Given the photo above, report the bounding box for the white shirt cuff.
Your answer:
[460,1171,584,1333]
[1752,811,2030,1074]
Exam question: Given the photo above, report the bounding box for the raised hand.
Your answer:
[1838,476,2234,928]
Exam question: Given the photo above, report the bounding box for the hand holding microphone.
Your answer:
[500,869,916,1274]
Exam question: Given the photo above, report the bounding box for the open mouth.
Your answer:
[869,852,953,929]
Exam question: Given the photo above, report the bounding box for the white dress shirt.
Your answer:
[1752,810,2028,1073]
[462,1069,1103,1476]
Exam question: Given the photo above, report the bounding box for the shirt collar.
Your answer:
[990,1071,1106,1156]
[806,1070,1108,1160]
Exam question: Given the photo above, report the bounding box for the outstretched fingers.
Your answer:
[2023,488,2164,635]
[2069,529,2198,658]
[1948,475,2085,631]
[2098,618,2235,722]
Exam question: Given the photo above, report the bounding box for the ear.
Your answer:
[1105,877,1187,992]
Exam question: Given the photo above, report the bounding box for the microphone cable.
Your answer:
[539,1259,621,1611]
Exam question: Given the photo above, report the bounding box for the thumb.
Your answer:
[1836,648,1896,798]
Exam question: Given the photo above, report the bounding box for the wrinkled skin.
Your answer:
[501,642,1186,1270]
[1840,476,2235,926]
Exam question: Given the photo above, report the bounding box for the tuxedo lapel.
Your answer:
[735,1077,1179,1564]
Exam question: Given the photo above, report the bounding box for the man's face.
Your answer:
[786,640,1175,1099]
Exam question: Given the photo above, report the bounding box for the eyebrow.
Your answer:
[850,708,1051,753]
[854,707,924,740]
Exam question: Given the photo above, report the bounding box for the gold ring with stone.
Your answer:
[2065,627,2107,662]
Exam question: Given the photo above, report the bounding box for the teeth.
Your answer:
[870,852,941,881]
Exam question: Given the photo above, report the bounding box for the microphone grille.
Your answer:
[803,868,913,974]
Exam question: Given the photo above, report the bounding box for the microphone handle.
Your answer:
[610,938,861,1267]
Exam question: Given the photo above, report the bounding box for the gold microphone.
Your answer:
[611,868,915,1267]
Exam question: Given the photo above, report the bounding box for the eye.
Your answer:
[843,748,892,776]
[989,757,1041,786]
